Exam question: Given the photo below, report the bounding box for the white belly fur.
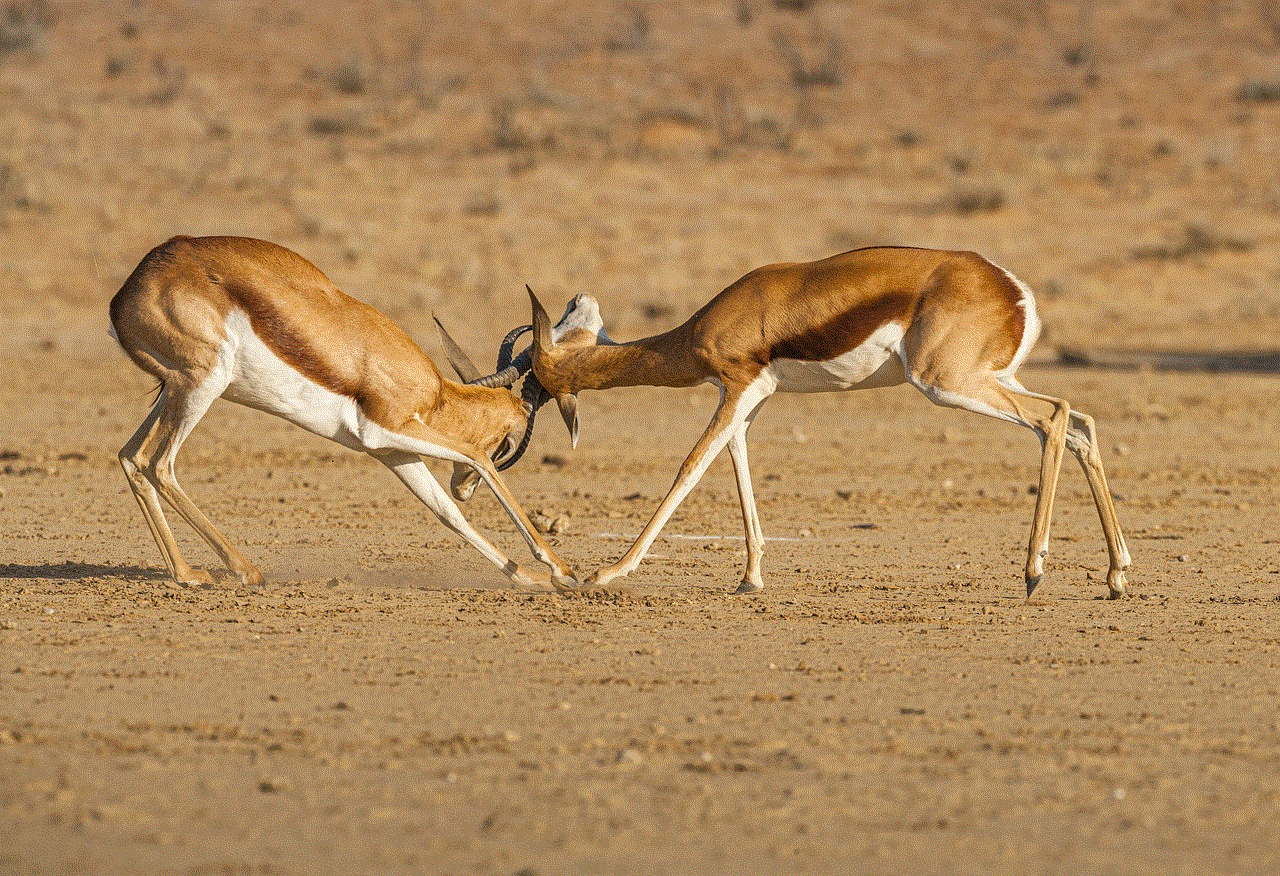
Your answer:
[768,322,907,393]
[219,309,367,450]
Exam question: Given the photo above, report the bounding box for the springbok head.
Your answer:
[433,288,605,499]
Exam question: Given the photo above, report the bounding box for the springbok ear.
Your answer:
[432,314,482,383]
[528,285,553,353]
[557,393,580,449]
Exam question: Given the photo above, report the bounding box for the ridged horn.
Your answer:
[468,365,522,388]
[469,326,535,388]
[496,324,532,370]
[494,371,550,471]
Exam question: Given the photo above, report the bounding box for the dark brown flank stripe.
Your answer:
[223,281,366,407]
[769,292,915,363]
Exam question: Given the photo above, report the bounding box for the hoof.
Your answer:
[735,579,764,595]
[510,570,548,591]
[586,567,623,588]
[176,567,216,588]
[1025,573,1042,598]
[238,568,266,587]
[551,572,579,593]
[1107,569,1128,599]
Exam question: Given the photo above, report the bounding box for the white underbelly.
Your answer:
[768,324,906,393]
[219,310,366,449]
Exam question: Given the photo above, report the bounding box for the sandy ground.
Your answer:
[3,2,1280,874]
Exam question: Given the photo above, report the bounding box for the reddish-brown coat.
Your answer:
[110,236,524,446]
[533,247,1029,396]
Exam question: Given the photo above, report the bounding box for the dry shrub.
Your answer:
[1236,81,1280,104]
[773,28,842,89]
[1130,224,1254,262]
[937,184,1007,216]
[332,60,368,96]
[712,84,795,153]
[0,0,56,53]
[0,161,47,212]
[604,4,650,54]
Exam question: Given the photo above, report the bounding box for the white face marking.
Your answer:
[768,322,907,393]
[554,294,610,343]
[219,309,366,450]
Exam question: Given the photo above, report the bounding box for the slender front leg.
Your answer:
[726,417,766,594]
[380,453,545,590]
[592,380,773,587]
[462,456,578,590]
[367,422,576,589]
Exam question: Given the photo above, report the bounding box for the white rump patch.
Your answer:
[992,263,1042,377]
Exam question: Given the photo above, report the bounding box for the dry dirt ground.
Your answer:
[3,2,1280,874]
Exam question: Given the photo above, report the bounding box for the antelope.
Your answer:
[482,246,1132,598]
[109,235,577,591]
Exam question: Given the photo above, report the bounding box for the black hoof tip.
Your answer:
[1025,575,1041,598]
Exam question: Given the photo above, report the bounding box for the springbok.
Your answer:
[109,235,576,591]
[482,246,1132,597]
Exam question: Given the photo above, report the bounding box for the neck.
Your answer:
[540,324,705,392]
[432,381,521,446]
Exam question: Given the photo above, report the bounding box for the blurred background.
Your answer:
[3,9,1279,872]
[2,0,1278,367]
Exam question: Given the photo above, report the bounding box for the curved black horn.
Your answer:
[468,327,534,388]
[468,364,522,388]
[495,372,551,471]
[496,325,532,370]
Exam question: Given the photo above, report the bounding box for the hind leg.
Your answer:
[1002,381,1131,597]
[1064,409,1131,597]
[908,373,1070,596]
[146,378,265,586]
[119,386,212,585]
[124,375,264,586]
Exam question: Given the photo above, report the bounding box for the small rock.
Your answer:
[616,748,643,767]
